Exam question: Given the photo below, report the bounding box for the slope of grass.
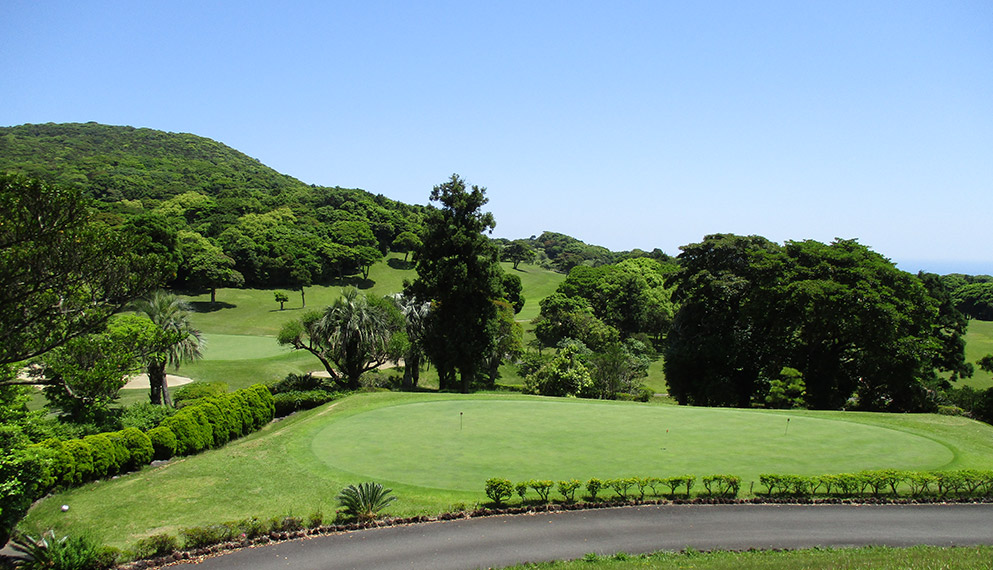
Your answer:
[961,319,993,389]
[21,392,993,549]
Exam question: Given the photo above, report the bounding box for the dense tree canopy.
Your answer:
[664,234,967,412]
[0,173,167,367]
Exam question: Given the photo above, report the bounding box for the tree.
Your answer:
[523,344,595,397]
[176,230,244,304]
[274,291,290,310]
[278,288,402,389]
[132,292,205,406]
[404,175,506,392]
[952,282,993,320]
[503,239,535,269]
[391,294,431,390]
[0,173,166,368]
[38,315,163,423]
[391,231,422,262]
[501,273,525,314]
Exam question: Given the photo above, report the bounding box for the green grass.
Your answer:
[501,261,566,323]
[961,319,993,389]
[22,392,993,549]
[499,545,993,570]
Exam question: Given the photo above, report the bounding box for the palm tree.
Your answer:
[392,294,431,390]
[132,291,204,406]
[315,288,400,389]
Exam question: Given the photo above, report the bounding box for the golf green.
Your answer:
[311,398,955,491]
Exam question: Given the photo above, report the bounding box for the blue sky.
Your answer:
[2,1,991,274]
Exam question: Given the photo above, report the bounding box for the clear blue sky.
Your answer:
[2,1,991,274]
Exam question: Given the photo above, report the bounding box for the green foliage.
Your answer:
[146,426,177,461]
[336,481,397,522]
[405,174,507,392]
[585,478,603,501]
[0,172,167,368]
[952,282,993,320]
[529,479,555,503]
[274,291,290,310]
[119,402,175,431]
[115,428,154,470]
[484,478,513,506]
[129,533,178,560]
[605,477,637,499]
[515,481,529,503]
[523,344,595,397]
[273,390,344,417]
[10,530,111,570]
[173,382,228,407]
[557,479,582,502]
[764,368,806,409]
[179,524,233,550]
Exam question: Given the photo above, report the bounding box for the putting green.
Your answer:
[311,398,955,491]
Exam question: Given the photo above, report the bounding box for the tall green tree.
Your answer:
[391,231,422,262]
[503,239,535,269]
[0,173,165,368]
[405,175,506,392]
[176,230,244,303]
[391,294,431,390]
[132,292,205,406]
[279,288,402,389]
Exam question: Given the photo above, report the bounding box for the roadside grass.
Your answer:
[961,319,993,389]
[498,545,993,570]
[21,392,993,549]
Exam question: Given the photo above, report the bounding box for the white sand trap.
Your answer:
[124,373,194,390]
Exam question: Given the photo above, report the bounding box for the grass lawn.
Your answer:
[498,545,993,570]
[21,392,993,549]
[961,319,993,389]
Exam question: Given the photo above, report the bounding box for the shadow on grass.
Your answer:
[387,258,415,270]
[189,301,237,313]
[269,307,305,313]
[329,277,375,290]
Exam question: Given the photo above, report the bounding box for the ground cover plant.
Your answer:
[20,392,993,550]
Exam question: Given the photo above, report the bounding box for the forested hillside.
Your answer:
[0,123,428,292]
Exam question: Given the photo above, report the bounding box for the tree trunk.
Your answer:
[210,287,217,304]
[300,287,306,308]
[148,361,166,405]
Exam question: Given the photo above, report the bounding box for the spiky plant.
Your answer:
[10,530,104,570]
[336,481,397,522]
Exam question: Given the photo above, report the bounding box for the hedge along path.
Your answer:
[21,393,993,550]
[310,399,959,491]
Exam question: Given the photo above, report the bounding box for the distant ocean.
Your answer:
[895,260,993,277]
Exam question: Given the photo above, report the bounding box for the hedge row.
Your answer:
[26,385,275,492]
[272,390,346,417]
[485,475,738,505]
[486,470,993,505]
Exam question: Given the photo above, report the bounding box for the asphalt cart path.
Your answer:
[179,503,993,570]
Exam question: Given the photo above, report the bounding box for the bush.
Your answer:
[660,476,695,497]
[585,478,603,501]
[515,481,529,503]
[484,478,513,506]
[119,402,175,431]
[62,440,94,484]
[161,413,208,456]
[702,474,741,498]
[146,426,176,461]
[115,427,154,470]
[529,480,554,503]
[337,481,397,522]
[173,382,228,407]
[179,525,233,549]
[10,530,111,570]
[606,477,636,499]
[557,479,582,502]
[81,434,117,479]
[267,372,335,394]
[129,533,178,560]
[273,390,343,417]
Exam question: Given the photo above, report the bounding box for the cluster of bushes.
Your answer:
[266,373,348,417]
[758,470,993,499]
[486,470,993,506]
[485,474,738,506]
[19,385,274,497]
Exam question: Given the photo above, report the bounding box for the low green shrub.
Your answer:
[702,474,741,498]
[585,478,603,501]
[62,439,94,485]
[557,479,582,502]
[515,481,529,503]
[119,402,175,431]
[529,480,554,503]
[273,390,344,417]
[660,475,695,497]
[484,478,513,506]
[146,426,176,461]
[115,427,154,470]
[180,524,233,549]
[10,530,113,570]
[606,477,636,499]
[173,382,228,407]
[129,533,178,560]
[336,481,397,522]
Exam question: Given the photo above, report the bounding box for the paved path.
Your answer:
[179,504,993,570]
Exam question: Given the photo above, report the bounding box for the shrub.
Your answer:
[307,510,324,529]
[515,481,529,503]
[557,479,582,502]
[702,474,741,498]
[906,471,938,497]
[179,525,232,549]
[606,477,636,499]
[81,434,117,479]
[10,530,111,570]
[267,372,335,394]
[936,471,965,497]
[173,382,228,407]
[529,480,554,503]
[337,481,397,522]
[660,476,695,497]
[273,390,343,417]
[586,478,603,501]
[484,478,513,506]
[116,427,153,470]
[62,439,94,484]
[146,426,176,461]
[35,438,75,489]
[119,402,175,431]
[129,533,178,560]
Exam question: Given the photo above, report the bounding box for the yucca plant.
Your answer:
[336,481,397,522]
[10,530,105,570]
